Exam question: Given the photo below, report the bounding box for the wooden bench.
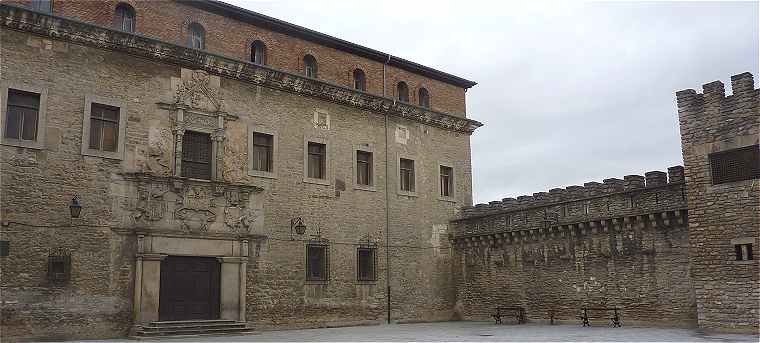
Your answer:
[579,307,622,327]
[493,306,526,324]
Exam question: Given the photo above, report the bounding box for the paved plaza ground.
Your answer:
[74,321,759,342]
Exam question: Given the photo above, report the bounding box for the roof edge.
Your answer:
[180,0,478,89]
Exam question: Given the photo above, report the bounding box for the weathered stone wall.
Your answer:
[0,6,474,341]
[676,73,760,333]
[451,170,696,326]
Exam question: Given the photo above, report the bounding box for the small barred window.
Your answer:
[709,145,760,185]
[735,243,754,261]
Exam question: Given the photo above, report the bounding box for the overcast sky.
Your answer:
[227,0,759,204]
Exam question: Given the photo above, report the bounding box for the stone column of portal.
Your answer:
[138,253,166,323]
[133,234,145,323]
[239,240,249,322]
[172,108,185,177]
[218,257,243,321]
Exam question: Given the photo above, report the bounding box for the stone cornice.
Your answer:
[0,5,484,134]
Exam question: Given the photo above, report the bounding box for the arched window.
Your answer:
[418,87,430,108]
[353,69,366,91]
[396,82,409,103]
[114,3,136,33]
[251,40,266,65]
[304,55,317,78]
[187,22,205,50]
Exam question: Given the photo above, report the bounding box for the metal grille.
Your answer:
[48,248,71,284]
[357,247,377,281]
[182,131,212,180]
[306,243,329,282]
[709,145,760,185]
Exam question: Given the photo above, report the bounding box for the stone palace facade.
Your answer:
[0,1,757,341]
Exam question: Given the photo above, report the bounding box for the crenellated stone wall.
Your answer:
[676,72,759,333]
[451,168,696,327]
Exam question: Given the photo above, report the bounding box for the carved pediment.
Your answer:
[172,69,225,113]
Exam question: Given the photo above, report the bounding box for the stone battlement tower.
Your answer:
[676,72,759,333]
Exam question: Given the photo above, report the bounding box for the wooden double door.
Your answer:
[159,256,220,321]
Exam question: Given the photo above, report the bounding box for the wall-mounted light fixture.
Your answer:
[290,217,306,240]
[69,196,82,219]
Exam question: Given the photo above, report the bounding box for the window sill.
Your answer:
[305,280,329,285]
[248,170,276,179]
[397,190,417,198]
[727,260,756,265]
[82,149,124,160]
[356,280,378,285]
[354,184,376,192]
[438,196,457,203]
[1,139,43,150]
[303,177,330,186]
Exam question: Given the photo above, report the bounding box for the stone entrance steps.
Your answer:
[131,319,253,339]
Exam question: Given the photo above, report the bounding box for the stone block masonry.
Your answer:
[451,168,695,327]
[676,72,759,333]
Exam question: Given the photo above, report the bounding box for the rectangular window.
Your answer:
[357,247,377,281]
[181,131,212,180]
[31,0,52,13]
[88,103,120,152]
[735,243,754,261]
[709,145,760,185]
[440,165,453,197]
[4,89,40,141]
[400,158,415,192]
[252,132,273,172]
[357,150,372,186]
[306,244,328,281]
[307,142,326,179]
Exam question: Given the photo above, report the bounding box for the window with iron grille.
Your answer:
[252,132,273,172]
[88,103,120,152]
[114,3,135,33]
[735,243,754,261]
[400,158,415,192]
[306,243,328,282]
[440,165,453,197]
[357,247,377,281]
[181,131,212,180]
[47,248,71,284]
[709,145,760,185]
[4,89,40,141]
[357,150,372,186]
[307,142,326,179]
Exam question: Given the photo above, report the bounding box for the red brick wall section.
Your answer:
[11,0,469,116]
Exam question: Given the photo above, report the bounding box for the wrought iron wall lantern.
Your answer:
[69,196,82,219]
[290,217,307,240]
